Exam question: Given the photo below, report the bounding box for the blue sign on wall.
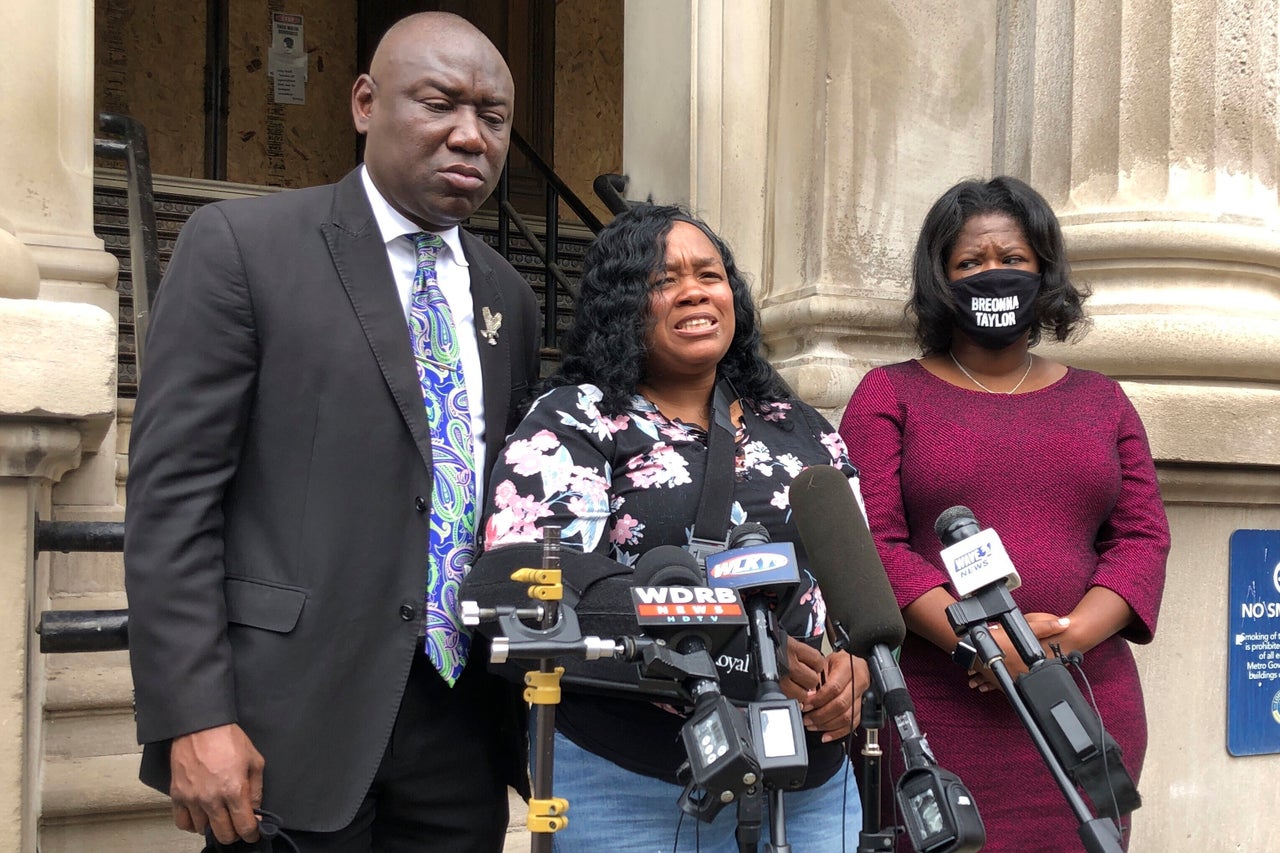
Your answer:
[1227,529,1280,757]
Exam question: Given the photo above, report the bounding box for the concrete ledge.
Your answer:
[1158,463,1280,506]
[40,811,197,853]
[44,707,141,762]
[0,298,116,452]
[1038,314,1280,383]
[1122,381,1280,466]
[44,651,134,713]
[42,754,169,819]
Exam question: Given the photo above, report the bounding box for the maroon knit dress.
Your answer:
[839,360,1169,852]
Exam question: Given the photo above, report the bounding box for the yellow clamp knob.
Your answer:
[524,667,564,705]
[527,584,563,601]
[511,568,561,585]
[511,568,563,601]
[526,797,570,833]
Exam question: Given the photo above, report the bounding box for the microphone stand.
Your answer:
[828,616,894,853]
[948,585,1123,853]
[855,687,896,852]
[522,528,569,853]
[741,599,787,853]
[733,596,811,853]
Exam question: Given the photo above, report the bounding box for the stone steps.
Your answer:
[41,658,189,852]
[38,585,535,849]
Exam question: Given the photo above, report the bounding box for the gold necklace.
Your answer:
[949,352,1034,395]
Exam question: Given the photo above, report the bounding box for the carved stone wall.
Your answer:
[623,1,1280,849]
[0,2,120,850]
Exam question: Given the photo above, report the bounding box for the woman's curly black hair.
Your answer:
[549,203,788,415]
[909,175,1090,356]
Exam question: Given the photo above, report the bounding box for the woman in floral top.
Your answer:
[468,204,869,852]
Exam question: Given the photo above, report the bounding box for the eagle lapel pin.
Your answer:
[480,306,503,346]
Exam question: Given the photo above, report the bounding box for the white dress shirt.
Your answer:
[360,166,489,501]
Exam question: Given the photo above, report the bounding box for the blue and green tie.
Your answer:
[408,232,475,686]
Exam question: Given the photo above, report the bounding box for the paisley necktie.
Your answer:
[408,232,475,685]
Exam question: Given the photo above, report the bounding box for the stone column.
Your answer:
[994,1,1280,849]
[759,0,1000,417]
[624,1,1006,417]
[622,0,776,283]
[0,1,120,850]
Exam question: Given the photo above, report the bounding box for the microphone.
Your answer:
[705,522,801,607]
[703,522,802,688]
[628,547,761,822]
[789,466,904,657]
[629,545,747,665]
[792,465,985,853]
[935,505,1021,598]
[790,466,922,750]
[704,523,800,687]
[932,507,1142,823]
[933,505,1040,669]
[634,544,705,587]
[706,523,809,791]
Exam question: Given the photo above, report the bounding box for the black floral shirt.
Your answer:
[480,384,862,785]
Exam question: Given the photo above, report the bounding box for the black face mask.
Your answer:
[948,268,1042,350]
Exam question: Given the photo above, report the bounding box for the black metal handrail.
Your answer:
[36,610,130,654]
[495,129,623,353]
[34,518,129,653]
[35,519,125,553]
[509,129,604,233]
[593,173,630,216]
[37,112,160,656]
[95,112,161,374]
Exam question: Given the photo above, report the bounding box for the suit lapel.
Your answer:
[459,228,514,472]
[321,170,435,472]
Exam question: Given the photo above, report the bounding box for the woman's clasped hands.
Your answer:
[780,638,871,742]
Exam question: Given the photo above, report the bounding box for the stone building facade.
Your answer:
[1,1,1276,850]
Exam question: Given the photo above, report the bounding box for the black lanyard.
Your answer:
[688,379,739,568]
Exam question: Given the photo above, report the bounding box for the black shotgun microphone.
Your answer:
[791,465,984,853]
[789,465,904,657]
[790,466,931,762]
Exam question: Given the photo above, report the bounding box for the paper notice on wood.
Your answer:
[269,12,307,105]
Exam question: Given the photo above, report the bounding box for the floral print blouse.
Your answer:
[479,383,861,784]
[485,384,854,569]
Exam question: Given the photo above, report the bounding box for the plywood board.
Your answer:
[227,0,359,188]
[95,0,207,178]
[554,0,623,223]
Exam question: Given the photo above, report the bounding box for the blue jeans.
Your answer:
[543,731,862,852]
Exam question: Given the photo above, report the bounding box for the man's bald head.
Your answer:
[369,13,511,90]
[352,12,515,230]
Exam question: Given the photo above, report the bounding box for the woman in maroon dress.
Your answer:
[839,176,1169,851]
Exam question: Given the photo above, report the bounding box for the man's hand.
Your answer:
[169,723,265,844]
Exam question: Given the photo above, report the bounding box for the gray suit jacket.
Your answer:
[124,168,539,830]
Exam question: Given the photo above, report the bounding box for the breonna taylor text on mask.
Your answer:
[971,295,1020,328]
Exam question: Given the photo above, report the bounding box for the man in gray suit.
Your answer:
[124,12,538,851]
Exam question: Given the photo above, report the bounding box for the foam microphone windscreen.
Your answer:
[633,545,704,587]
[789,465,907,656]
[934,504,981,547]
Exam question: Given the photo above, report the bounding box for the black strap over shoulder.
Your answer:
[689,379,739,565]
